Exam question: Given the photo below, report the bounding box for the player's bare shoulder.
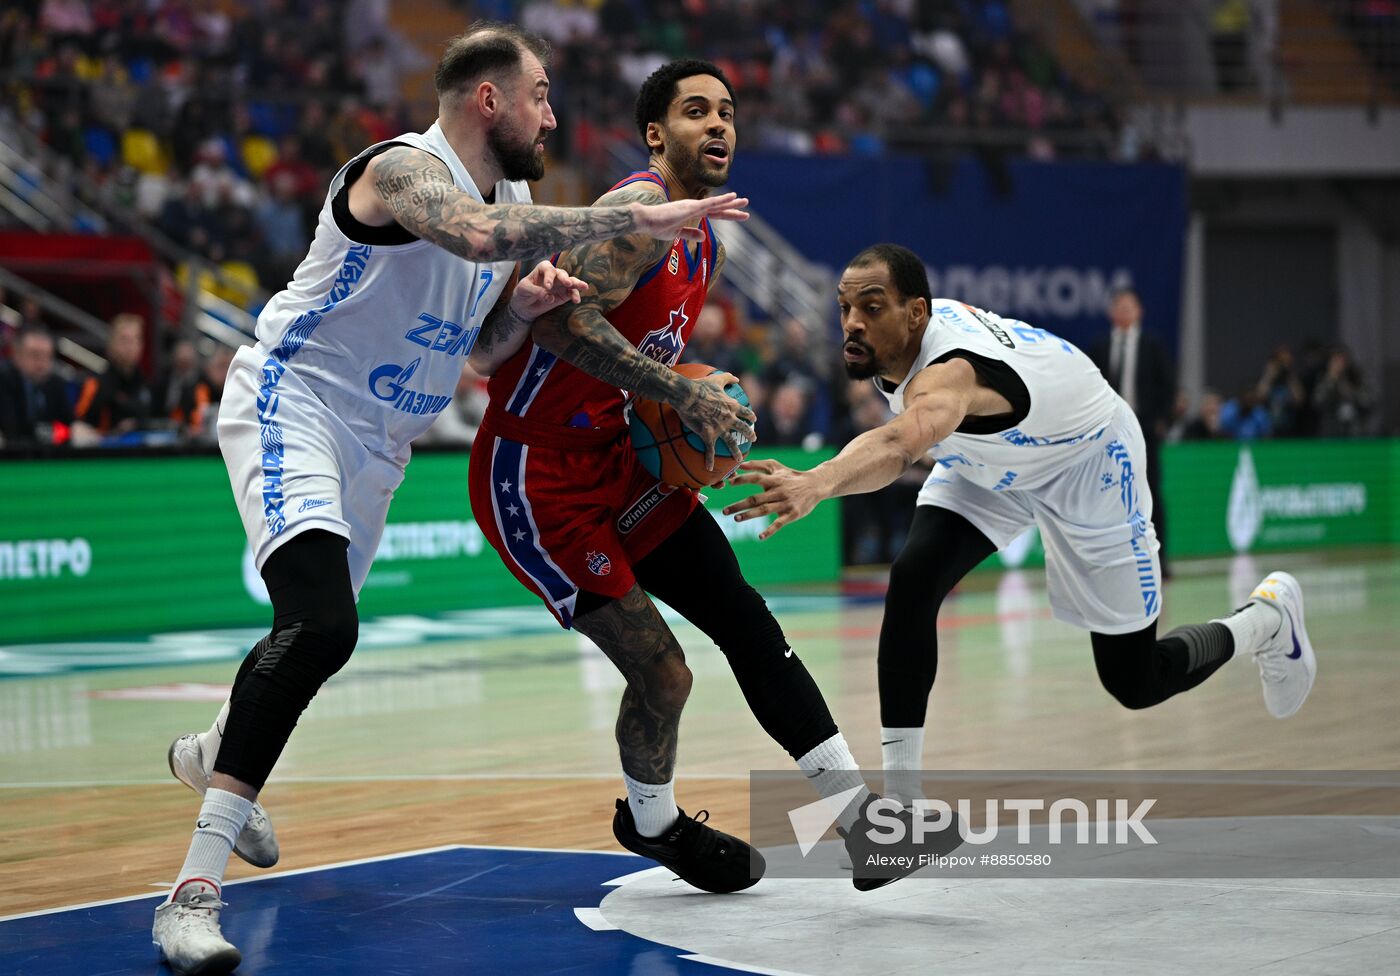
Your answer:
[355,145,455,230]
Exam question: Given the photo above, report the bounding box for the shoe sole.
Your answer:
[612,815,763,894]
[1256,570,1317,718]
[167,736,279,868]
[167,946,241,976]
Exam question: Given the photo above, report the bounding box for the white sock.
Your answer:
[880,727,925,807]
[623,772,678,838]
[1213,600,1283,654]
[169,788,252,902]
[797,733,871,831]
[196,699,231,776]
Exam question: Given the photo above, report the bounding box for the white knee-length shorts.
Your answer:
[218,348,404,596]
[918,402,1162,635]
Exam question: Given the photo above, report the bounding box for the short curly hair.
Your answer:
[634,59,736,153]
[846,244,932,306]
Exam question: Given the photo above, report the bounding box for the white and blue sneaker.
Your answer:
[1246,571,1317,718]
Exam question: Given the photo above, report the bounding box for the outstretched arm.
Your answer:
[530,183,755,469]
[359,147,748,264]
[724,358,995,538]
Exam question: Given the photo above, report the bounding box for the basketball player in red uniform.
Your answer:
[469,60,956,892]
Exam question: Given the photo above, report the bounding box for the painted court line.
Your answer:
[0,771,752,789]
[0,843,637,923]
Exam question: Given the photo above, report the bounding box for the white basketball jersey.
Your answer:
[250,121,527,463]
[876,300,1122,491]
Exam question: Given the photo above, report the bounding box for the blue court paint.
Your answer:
[0,846,756,975]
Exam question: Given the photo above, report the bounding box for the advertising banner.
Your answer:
[0,448,838,643]
[986,439,1397,570]
[731,155,1189,355]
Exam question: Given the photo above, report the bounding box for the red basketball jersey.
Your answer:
[486,171,718,433]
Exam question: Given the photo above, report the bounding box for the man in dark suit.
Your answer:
[0,327,74,447]
[1088,288,1176,576]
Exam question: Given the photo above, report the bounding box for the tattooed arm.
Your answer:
[349,146,749,264]
[530,183,756,469]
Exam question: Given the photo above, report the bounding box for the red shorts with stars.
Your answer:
[467,410,699,628]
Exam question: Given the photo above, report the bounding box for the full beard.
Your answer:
[489,120,545,182]
[674,142,730,189]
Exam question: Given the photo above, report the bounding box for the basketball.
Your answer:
[628,363,753,489]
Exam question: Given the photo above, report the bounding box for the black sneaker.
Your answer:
[611,799,765,893]
[840,794,964,891]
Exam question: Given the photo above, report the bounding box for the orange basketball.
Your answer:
[627,362,753,490]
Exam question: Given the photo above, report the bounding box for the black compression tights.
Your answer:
[877,506,997,728]
[214,530,359,790]
[878,506,1234,724]
[617,506,840,760]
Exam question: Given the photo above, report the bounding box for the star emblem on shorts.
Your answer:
[512,528,527,542]
[499,478,513,492]
[506,503,520,517]
[535,365,549,377]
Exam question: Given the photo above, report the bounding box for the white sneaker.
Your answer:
[1247,571,1317,718]
[152,880,241,976]
[168,734,280,868]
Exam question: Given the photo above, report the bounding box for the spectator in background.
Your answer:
[1088,287,1176,574]
[763,316,825,390]
[1181,390,1226,440]
[1313,346,1374,437]
[1255,343,1305,437]
[254,171,309,290]
[154,338,202,433]
[1219,386,1272,440]
[188,139,256,210]
[756,378,819,448]
[0,327,74,447]
[189,344,235,444]
[75,312,153,435]
[681,304,746,378]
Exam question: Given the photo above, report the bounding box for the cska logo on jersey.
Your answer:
[585,550,612,576]
[636,301,689,366]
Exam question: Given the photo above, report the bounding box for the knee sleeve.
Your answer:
[214,530,358,789]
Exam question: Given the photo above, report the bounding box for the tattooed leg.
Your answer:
[573,584,692,783]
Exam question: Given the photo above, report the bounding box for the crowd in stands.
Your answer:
[1,0,422,301]
[1168,341,1377,443]
[1,0,1126,313]
[0,296,235,449]
[510,0,1123,172]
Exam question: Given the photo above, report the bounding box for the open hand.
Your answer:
[722,458,825,540]
[633,193,749,242]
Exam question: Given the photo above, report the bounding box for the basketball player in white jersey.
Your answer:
[151,23,753,975]
[726,244,1316,802]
